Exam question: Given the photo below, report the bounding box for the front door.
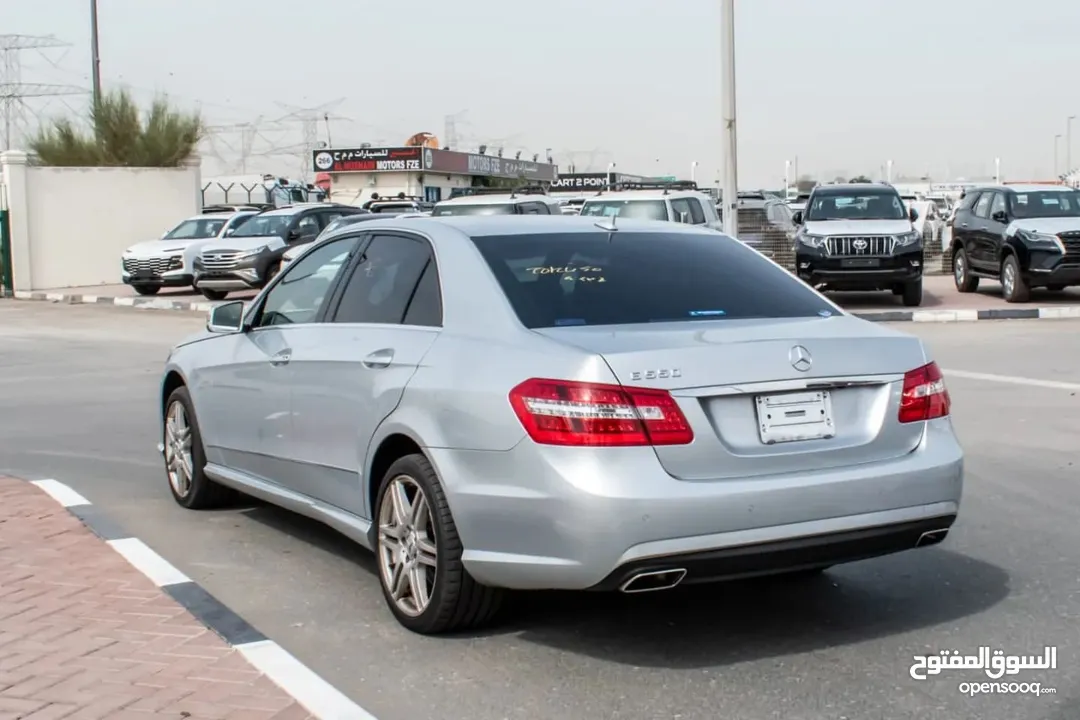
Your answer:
[966,192,995,271]
[287,232,442,517]
[217,234,361,493]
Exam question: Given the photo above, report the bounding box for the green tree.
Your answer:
[849,175,872,183]
[30,88,202,167]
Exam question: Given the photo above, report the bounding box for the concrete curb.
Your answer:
[21,477,378,720]
[9,289,1080,323]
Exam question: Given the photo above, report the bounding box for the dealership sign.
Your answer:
[312,147,422,173]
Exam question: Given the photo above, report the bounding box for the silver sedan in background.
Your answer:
[158,215,963,634]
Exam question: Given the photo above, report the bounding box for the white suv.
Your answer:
[579,181,722,228]
[431,187,563,216]
[120,210,257,295]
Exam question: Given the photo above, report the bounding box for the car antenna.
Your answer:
[593,214,617,233]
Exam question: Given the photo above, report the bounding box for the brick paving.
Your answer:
[0,477,315,720]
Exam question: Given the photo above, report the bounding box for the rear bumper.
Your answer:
[587,514,956,591]
[428,417,963,591]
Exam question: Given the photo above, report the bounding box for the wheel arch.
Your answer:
[161,369,188,420]
[366,431,427,527]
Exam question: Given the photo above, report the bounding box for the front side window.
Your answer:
[1010,190,1080,218]
[254,237,358,327]
[333,234,437,325]
[431,203,516,216]
[973,194,992,219]
[579,199,669,221]
[806,191,906,221]
[989,192,1006,218]
[471,231,835,329]
[670,198,695,223]
[164,218,226,239]
[230,214,292,238]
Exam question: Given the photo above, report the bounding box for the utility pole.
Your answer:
[274,99,347,180]
[89,0,102,108]
[1067,116,1076,180]
[0,35,86,150]
[720,0,739,237]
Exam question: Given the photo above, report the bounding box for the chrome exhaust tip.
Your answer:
[618,568,687,594]
[916,529,949,547]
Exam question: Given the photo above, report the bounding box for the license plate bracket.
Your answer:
[755,390,835,445]
[841,257,880,268]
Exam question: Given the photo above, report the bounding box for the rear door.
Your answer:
[285,231,441,516]
[967,192,995,270]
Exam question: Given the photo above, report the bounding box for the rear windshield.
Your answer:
[432,203,515,216]
[471,231,836,328]
[580,199,668,221]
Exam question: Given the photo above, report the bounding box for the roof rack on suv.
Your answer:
[607,180,699,195]
[201,203,271,213]
[459,185,548,197]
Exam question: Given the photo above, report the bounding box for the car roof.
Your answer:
[188,211,253,221]
[436,194,557,206]
[993,184,1076,194]
[811,183,896,195]
[321,214,716,241]
[582,189,702,201]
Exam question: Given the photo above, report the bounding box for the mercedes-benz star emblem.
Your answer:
[789,345,813,372]
[852,239,868,251]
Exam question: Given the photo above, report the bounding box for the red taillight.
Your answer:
[898,362,950,423]
[508,378,694,447]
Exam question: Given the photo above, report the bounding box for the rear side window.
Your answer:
[470,231,835,329]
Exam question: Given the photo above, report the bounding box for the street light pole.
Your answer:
[720,0,738,237]
[1067,116,1076,181]
[1055,134,1062,178]
[690,160,698,183]
[90,0,102,108]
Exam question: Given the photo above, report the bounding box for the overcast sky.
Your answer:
[8,0,1080,186]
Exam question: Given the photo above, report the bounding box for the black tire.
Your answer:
[952,247,979,292]
[901,279,923,307]
[263,261,282,286]
[891,284,903,296]
[1001,254,1030,303]
[132,284,160,296]
[374,453,503,634]
[1047,285,1066,292]
[162,386,235,510]
[199,288,229,301]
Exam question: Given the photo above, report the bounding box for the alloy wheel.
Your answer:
[954,254,965,285]
[378,475,438,617]
[1002,262,1015,297]
[164,401,194,497]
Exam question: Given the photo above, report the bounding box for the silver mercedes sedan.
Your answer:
[158,215,963,635]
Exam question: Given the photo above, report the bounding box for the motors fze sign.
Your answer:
[313,147,422,173]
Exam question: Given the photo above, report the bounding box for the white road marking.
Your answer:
[236,640,379,720]
[107,537,191,587]
[31,479,91,507]
[943,369,1080,392]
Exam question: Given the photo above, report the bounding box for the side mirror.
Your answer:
[224,227,235,236]
[991,210,1009,223]
[791,210,804,225]
[908,207,919,222]
[206,301,245,333]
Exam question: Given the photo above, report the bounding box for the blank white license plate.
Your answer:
[755,391,835,445]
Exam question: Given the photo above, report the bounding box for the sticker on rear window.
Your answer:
[688,310,726,317]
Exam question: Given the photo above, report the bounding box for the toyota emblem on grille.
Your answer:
[852,239,868,251]
[789,345,812,372]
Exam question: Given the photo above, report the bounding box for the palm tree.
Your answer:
[30,89,202,167]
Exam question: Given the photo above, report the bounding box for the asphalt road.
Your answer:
[1,301,1078,720]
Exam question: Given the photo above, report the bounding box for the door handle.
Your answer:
[960,222,969,227]
[269,350,292,366]
[362,349,394,369]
